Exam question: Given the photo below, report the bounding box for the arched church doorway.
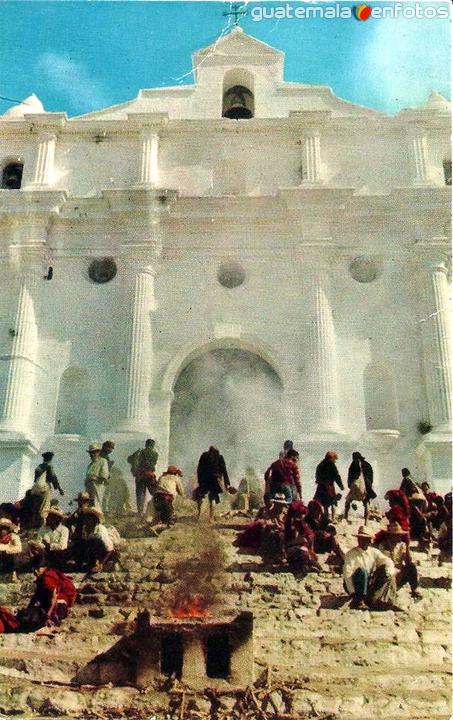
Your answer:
[169,348,285,486]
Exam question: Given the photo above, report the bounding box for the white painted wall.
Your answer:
[0,28,450,502]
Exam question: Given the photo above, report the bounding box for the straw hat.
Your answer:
[87,443,101,453]
[0,517,13,529]
[46,507,64,519]
[385,522,407,536]
[74,491,90,503]
[166,465,182,476]
[354,525,374,539]
[83,507,104,522]
[271,493,290,505]
[410,492,428,507]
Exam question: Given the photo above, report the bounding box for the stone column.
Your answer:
[417,247,451,431]
[407,128,430,185]
[117,264,156,433]
[138,130,159,187]
[149,389,174,469]
[0,266,39,435]
[29,131,57,187]
[301,129,323,184]
[302,249,341,434]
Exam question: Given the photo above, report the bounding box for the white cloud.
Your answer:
[361,17,450,112]
[37,52,109,111]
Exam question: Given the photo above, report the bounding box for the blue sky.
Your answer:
[0,1,450,117]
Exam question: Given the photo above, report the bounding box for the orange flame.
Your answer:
[169,595,210,619]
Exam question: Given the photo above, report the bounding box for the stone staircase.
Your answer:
[0,514,450,719]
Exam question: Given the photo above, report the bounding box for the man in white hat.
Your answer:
[81,508,118,573]
[85,444,110,511]
[343,525,396,610]
[0,518,21,582]
[29,507,69,569]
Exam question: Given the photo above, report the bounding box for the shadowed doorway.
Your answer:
[169,348,285,485]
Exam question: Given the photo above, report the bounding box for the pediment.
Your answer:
[194,27,283,63]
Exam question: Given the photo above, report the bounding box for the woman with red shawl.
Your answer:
[375,490,410,545]
[305,500,344,563]
[284,501,321,572]
[21,562,77,631]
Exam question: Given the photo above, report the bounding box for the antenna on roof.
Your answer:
[223,3,248,27]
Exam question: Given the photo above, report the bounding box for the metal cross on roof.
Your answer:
[223,3,248,26]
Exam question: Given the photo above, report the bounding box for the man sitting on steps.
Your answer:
[343,526,399,610]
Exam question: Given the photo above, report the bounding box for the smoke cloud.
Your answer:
[169,349,286,488]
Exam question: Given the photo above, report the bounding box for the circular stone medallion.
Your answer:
[349,256,382,283]
[217,261,246,289]
[88,257,117,284]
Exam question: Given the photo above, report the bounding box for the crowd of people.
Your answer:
[234,441,452,612]
[0,437,451,632]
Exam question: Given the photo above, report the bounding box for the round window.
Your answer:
[88,257,117,284]
[349,256,382,283]
[217,261,246,289]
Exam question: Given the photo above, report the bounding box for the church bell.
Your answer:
[222,85,254,120]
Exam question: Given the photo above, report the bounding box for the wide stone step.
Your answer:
[292,688,451,719]
[256,637,449,668]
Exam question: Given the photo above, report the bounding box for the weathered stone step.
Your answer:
[255,637,449,668]
[292,687,451,720]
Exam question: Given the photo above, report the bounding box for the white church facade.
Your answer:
[0,27,451,502]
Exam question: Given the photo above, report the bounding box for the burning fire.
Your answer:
[169,595,210,619]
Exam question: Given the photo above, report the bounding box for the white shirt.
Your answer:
[37,523,69,551]
[343,545,395,594]
[155,473,185,498]
[85,457,110,483]
[89,523,114,553]
[0,532,22,555]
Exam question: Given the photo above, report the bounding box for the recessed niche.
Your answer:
[217,262,246,289]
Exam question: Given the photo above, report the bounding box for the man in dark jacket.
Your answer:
[399,468,419,498]
[30,452,64,528]
[128,439,159,516]
[265,450,302,501]
[314,452,344,521]
[344,452,376,525]
[196,446,231,521]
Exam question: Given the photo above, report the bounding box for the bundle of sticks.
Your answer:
[164,666,336,720]
[67,666,337,720]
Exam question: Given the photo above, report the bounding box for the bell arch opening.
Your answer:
[169,348,284,483]
[222,69,255,119]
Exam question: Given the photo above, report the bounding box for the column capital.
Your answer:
[120,258,158,278]
[24,112,67,133]
[302,126,321,139]
[34,130,58,143]
[413,239,451,272]
[298,241,337,267]
[289,110,331,130]
[127,112,168,131]
[6,245,46,277]
[405,122,428,138]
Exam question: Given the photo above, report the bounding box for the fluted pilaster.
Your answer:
[408,130,430,185]
[417,249,451,430]
[138,130,159,186]
[301,130,323,184]
[117,264,156,432]
[303,251,341,434]
[0,270,38,434]
[29,132,57,187]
